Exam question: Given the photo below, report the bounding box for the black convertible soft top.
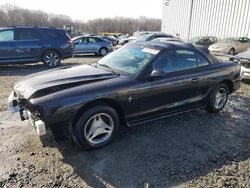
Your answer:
[127,41,220,64]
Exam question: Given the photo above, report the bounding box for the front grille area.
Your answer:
[241,60,250,68]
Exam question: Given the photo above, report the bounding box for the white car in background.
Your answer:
[236,49,250,80]
[209,37,250,55]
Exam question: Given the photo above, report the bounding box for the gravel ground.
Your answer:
[0,57,249,188]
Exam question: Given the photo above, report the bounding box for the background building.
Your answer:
[162,0,250,40]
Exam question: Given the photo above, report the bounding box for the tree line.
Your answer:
[0,4,162,35]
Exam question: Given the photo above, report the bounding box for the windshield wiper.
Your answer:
[97,63,120,76]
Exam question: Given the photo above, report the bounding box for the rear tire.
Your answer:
[207,84,229,113]
[72,105,119,150]
[42,50,61,68]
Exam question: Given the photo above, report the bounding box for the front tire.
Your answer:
[229,48,235,55]
[99,47,108,56]
[207,84,229,113]
[42,50,61,68]
[72,105,119,149]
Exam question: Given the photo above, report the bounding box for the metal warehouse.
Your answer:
[162,0,250,40]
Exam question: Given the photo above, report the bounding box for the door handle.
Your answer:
[191,78,200,84]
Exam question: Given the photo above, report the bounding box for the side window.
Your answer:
[176,50,198,70]
[73,37,82,44]
[153,50,176,73]
[16,29,39,40]
[95,37,102,42]
[82,37,88,43]
[153,49,198,74]
[196,52,210,67]
[238,38,244,43]
[244,37,250,43]
[209,37,216,43]
[199,37,205,42]
[0,30,14,41]
[44,30,60,40]
[74,37,87,44]
[89,37,97,43]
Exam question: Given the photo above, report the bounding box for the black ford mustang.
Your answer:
[8,41,241,149]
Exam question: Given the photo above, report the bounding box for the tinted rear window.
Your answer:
[15,28,40,40]
[40,29,68,41]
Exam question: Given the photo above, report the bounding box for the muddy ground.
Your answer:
[0,57,249,188]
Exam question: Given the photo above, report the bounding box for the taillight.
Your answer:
[66,33,73,44]
[67,39,73,44]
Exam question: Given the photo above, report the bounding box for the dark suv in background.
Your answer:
[189,36,218,47]
[0,26,73,67]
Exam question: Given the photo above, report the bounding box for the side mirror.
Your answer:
[148,70,165,80]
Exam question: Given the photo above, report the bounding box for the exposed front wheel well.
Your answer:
[220,80,234,94]
[229,48,235,55]
[71,99,127,130]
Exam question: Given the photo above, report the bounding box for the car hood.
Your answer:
[13,64,116,99]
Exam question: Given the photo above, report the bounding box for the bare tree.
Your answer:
[0,4,161,35]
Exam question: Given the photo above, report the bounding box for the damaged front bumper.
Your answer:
[241,66,250,80]
[7,91,46,136]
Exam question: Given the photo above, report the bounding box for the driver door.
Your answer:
[88,37,100,52]
[124,49,203,124]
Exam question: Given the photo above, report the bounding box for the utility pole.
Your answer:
[187,0,194,40]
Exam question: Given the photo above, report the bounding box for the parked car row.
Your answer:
[187,35,250,81]
[71,32,175,56]
[189,36,218,47]
[1,25,250,81]
[0,26,121,68]
[131,32,173,43]
[209,37,250,55]
[189,36,250,55]
[101,36,119,46]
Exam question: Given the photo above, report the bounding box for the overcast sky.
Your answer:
[0,0,163,21]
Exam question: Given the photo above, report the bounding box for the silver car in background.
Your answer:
[209,37,250,55]
[72,36,113,56]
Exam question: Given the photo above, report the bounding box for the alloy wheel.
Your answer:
[100,48,108,56]
[214,88,227,109]
[84,113,114,145]
[45,53,60,67]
